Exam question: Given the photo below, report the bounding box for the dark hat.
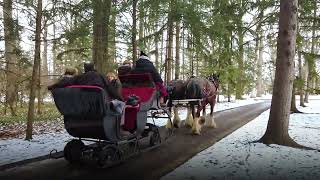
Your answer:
[140,51,148,57]
[84,62,95,73]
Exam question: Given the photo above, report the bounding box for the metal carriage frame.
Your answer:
[51,73,172,167]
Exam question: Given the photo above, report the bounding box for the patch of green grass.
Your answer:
[0,103,62,125]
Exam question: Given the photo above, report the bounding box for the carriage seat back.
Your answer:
[119,73,157,105]
[51,85,108,118]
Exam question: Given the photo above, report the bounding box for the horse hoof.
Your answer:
[165,121,173,129]
[208,124,217,128]
[199,116,206,125]
[192,130,201,135]
[184,121,192,128]
[174,123,180,128]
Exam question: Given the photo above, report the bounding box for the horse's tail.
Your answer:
[186,80,202,100]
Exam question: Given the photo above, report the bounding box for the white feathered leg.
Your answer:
[166,108,174,129]
[191,116,205,135]
[172,106,181,128]
[205,114,217,128]
[185,106,193,128]
[191,117,200,135]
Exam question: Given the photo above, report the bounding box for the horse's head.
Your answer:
[207,73,220,89]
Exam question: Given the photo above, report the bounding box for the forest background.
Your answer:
[0,0,319,140]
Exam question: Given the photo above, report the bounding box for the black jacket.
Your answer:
[73,71,123,101]
[118,65,132,76]
[48,75,75,90]
[134,57,163,83]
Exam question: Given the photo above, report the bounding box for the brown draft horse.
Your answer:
[165,79,187,128]
[185,74,220,134]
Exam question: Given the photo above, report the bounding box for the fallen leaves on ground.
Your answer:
[0,118,64,140]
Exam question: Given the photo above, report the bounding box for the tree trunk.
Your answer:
[256,33,263,97]
[52,22,58,75]
[109,6,116,63]
[165,0,174,84]
[160,30,164,75]
[37,24,49,115]
[236,28,244,99]
[3,0,18,116]
[291,82,302,113]
[132,0,138,65]
[138,0,144,49]
[304,0,317,103]
[196,52,199,77]
[154,23,159,70]
[260,0,300,147]
[182,26,185,80]
[297,43,305,107]
[92,0,112,74]
[26,0,42,140]
[188,34,194,76]
[174,21,180,80]
[37,49,42,115]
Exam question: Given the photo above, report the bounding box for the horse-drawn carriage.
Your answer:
[51,73,171,167]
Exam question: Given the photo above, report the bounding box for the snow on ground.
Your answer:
[162,96,320,180]
[0,95,263,166]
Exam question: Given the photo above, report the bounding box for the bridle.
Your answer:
[208,77,219,90]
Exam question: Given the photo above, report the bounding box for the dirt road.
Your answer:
[0,102,270,180]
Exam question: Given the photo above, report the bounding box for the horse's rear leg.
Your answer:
[172,106,181,128]
[185,104,193,128]
[192,105,205,135]
[166,107,173,129]
[205,100,217,128]
[191,116,206,135]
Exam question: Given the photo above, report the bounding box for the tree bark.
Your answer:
[165,0,174,84]
[138,0,144,49]
[3,0,18,116]
[182,25,185,80]
[154,23,159,70]
[26,0,42,140]
[159,29,164,75]
[256,33,263,97]
[291,82,302,113]
[174,21,180,80]
[236,28,244,99]
[37,24,49,115]
[304,0,317,103]
[92,0,112,74]
[52,22,58,75]
[132,0,138,65]
[260,0,300,147]
[297,43,305,107]
[109,5,116,63]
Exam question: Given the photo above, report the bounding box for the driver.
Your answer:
[134,51,167,106]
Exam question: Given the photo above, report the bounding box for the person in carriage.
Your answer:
[106,72,122,97]
[133,51,168,106]
[118,60,132,76]
[73,62,124,102]
[47,67,78,90]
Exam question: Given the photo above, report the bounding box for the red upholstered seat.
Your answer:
[119,74,157,133]
[122,104,140,132]
[65,85,104,91]
[121,87,156,132]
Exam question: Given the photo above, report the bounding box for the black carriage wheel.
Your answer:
[64,139,85,164]
[97,145,122,168]
[149,130,161,146]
